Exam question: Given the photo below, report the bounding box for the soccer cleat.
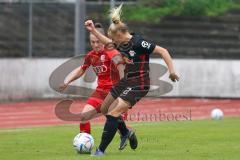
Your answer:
[119,133,129,150]
[91,148,104,157]
[119,129,138,150]
[128,129,138,150]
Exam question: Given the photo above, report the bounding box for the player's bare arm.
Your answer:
[153,45,179,82]
[112,54,125,79]
[59,66,85,92]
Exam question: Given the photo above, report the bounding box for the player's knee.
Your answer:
[108,112,121,117]
[108,109,124,117]
[79,114,86,122]
[79,112,90,122]
[80,106,98,122]
[100,106,108,115]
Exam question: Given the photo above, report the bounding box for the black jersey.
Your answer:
[117,33,156,81]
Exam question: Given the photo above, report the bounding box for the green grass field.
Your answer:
[1,118,240,160]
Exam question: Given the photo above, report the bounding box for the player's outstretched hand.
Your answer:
[59,83,68,92]
[85,20,95,32]
[169,73,179,82]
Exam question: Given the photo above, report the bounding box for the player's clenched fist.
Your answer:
[85,20,95,31]
[169,73,179,82]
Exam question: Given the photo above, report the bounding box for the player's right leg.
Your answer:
[79,88,106,133]
[79,104,101,134]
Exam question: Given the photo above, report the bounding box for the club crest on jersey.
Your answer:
[129,50,136,57]
[100,55,105,62]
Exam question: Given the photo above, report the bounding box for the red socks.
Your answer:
[80,122,91,134]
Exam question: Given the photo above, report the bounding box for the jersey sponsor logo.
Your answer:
[141,41,151,49]
[129,50,136,57]
[93,65,107,74]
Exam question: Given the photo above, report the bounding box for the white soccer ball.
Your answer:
[211,108,224,120]
[73,133,94,154]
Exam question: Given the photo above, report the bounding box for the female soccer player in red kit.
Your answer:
[85,4,179,156]
[59,23,134,149]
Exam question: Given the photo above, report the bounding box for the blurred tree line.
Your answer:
[124,0,240,22]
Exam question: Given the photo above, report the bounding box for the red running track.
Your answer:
[0,98,240,129]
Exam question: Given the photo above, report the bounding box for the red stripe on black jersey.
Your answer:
[139,54,146,90]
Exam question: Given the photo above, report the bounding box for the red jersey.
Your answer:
[81,49,120,89]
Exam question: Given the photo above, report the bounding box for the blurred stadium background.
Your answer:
[0,0,240,101]
[0,0,240,159]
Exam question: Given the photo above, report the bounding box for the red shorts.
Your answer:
[86,87,110,113]
[86,87,128,120]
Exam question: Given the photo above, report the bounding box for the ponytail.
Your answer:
[108,3,128,38]
[110,3,123,24]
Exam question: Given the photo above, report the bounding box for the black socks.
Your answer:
[117,117,129,136]
[99,115,119,152]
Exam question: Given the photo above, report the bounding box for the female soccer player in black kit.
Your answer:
[85,4,179,156]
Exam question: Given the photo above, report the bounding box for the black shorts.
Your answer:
[110,78,150,107]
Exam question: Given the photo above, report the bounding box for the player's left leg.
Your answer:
[100,92,131,150]
[92,97,129,156]
[107,98,137,150]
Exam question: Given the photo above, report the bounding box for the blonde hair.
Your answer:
[108,3,128,38]
[110,3,123,24]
